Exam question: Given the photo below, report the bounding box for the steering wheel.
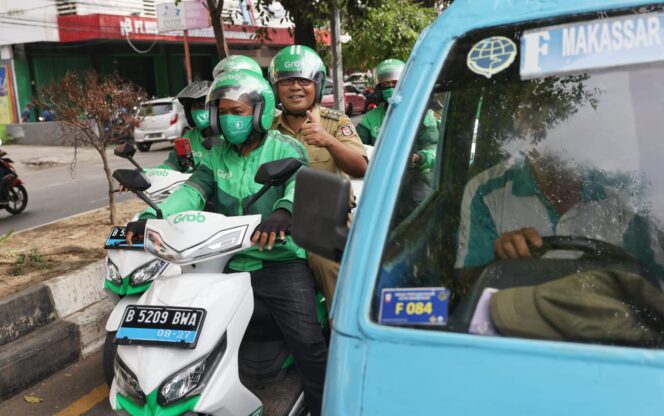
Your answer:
[531,236,636,262]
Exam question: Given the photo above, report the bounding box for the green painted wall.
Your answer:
[153,55,169,98]
[13,58,33,121]
[32,55,93,91]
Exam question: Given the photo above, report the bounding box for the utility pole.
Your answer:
[183,30,193,83]
[330,0,345,113]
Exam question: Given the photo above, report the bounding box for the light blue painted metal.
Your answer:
[325,1,664,414]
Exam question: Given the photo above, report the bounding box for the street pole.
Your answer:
[330,0,345,113]
[183,30,193,84]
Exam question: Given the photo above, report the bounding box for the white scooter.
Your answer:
[109,158,311,416]
[102,142,192,385]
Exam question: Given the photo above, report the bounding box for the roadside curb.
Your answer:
[0,260,113,401]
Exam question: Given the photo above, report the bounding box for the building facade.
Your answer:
[0,0,299,123]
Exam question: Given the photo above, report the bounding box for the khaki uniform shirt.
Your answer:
[272,105,367,176]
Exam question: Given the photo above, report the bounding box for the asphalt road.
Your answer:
[0,351,112,416]
[0,115,364,234]
[0,145,170,233]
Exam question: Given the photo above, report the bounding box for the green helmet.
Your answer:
[268,45,327,103]
[375,59,405,85]
[206,69,276,135]
[212,55,263,79]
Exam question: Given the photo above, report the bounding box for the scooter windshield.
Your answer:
[372,7,664,349]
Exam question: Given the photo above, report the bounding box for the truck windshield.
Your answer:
[373,10,664,349]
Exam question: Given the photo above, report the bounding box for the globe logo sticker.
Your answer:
[467,36,517,79]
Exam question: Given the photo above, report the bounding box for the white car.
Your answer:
[133,98,188,152]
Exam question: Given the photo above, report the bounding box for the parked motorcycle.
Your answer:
[0,146,28,215]
[109,158,319,416]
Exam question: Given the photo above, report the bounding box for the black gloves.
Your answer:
[125,219,147,244]
[255,209,292,235]
[252,209,292,251]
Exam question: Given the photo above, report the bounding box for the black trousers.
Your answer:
[244,261,328,416]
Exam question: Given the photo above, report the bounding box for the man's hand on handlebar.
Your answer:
[251,209,291,251]
[494,227,543,260]
[125,220,147,246]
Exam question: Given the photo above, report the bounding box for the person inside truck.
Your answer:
[454,102,664,277]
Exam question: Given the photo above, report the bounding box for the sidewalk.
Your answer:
[2,145,105,173]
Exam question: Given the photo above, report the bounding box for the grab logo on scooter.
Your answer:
[173,213,206,224]
[147,170,169,177]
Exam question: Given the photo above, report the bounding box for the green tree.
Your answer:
[343,0,437,70]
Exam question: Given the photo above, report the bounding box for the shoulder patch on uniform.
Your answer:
[320,107,343,121]
[340,124,354,137]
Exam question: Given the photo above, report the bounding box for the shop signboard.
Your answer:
[157,1,210,33]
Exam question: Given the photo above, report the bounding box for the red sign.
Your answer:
[57,14,297,46]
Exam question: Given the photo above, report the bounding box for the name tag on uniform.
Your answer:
[379,288,450,326]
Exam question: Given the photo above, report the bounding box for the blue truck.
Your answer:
[293,1,664,414]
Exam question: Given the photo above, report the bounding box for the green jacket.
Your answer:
[357,104,438,173]
[154,128,211,172]
[140,130,310,272]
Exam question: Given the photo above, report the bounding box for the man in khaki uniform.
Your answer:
[269,45,368,308]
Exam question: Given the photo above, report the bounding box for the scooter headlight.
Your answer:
[158,356,207,406]
[106,258,122,285]
[158,334,227,406]
[114,356,145,404]
[144,226,247,264]
[130,258,167,286]
[144,230,180,262]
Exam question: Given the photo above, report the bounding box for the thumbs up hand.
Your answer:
[301,110,335,148]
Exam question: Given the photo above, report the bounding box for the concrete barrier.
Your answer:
[0,259,114,401]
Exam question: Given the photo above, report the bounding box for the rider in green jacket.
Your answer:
[154,81,216,172]
[126,68,327,416]
[357,59,438,173]
[156,56,265,172]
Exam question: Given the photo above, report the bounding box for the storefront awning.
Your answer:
[57,14,302,46]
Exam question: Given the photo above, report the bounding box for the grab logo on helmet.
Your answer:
[284,61,302,69]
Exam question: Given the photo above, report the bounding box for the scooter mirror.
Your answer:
[254,158,303,186]
[202,136,221,150]
[114,142,137,159]
[112,169,151,192]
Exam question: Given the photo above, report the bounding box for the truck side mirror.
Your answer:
[292,167,350,262]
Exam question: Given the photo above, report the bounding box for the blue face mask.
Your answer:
[191,109,210,130]
[219,114,254,145]
[382,87,395,103]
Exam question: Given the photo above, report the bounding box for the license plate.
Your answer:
[147,133,163,138]
[379,287,450,326]
[104,226,144,250]
[115,306,206,349]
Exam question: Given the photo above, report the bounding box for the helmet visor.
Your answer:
[207,76,265,108]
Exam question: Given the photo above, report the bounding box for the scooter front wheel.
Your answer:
[103,331,118,387]
[5,184,27,214]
